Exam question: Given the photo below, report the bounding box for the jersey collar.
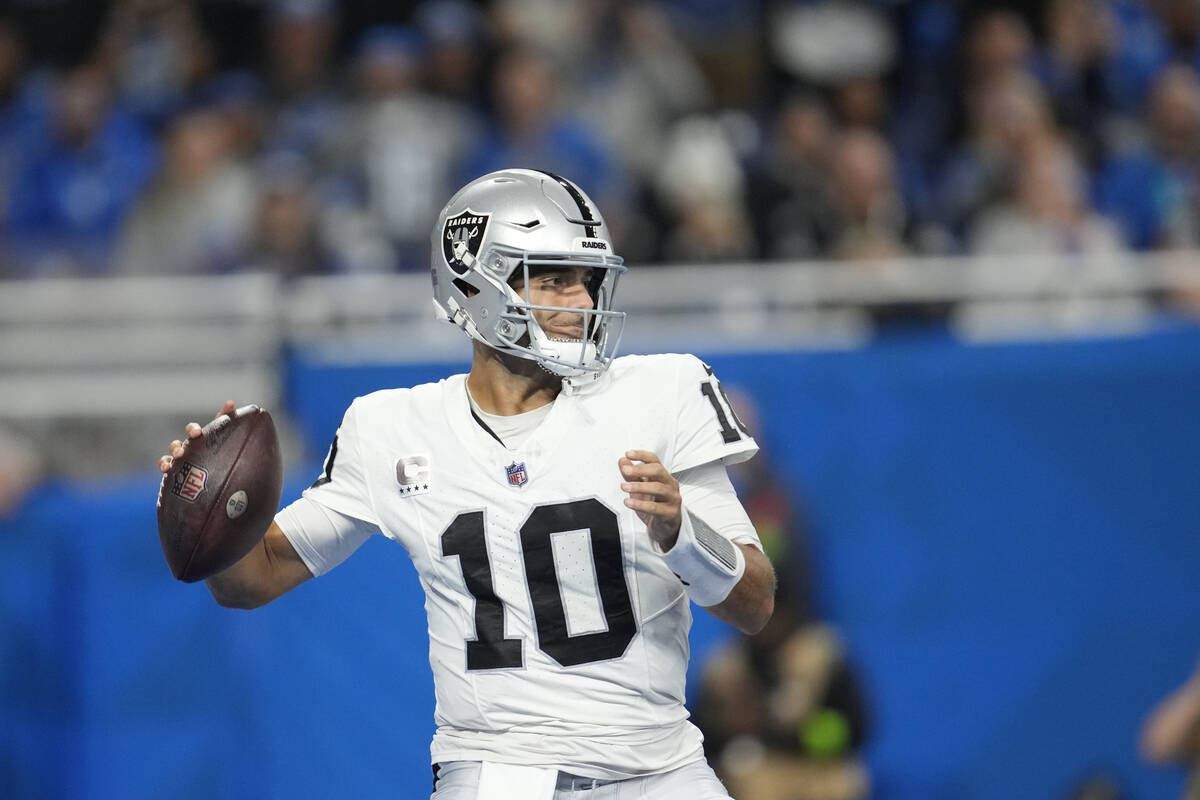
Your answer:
[444,374,573,462]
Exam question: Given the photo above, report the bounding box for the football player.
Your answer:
[160,169,775,799]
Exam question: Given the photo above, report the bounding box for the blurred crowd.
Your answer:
[0,0,1199,278]
[695,390,872,800]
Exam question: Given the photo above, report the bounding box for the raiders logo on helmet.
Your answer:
[442,209,491,275]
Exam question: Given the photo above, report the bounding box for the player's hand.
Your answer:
[618,449,682,550]
[157,401,237,473]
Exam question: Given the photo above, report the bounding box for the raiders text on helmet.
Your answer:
[431,169,627,384]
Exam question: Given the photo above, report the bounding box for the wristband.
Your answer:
[656,509,745,607]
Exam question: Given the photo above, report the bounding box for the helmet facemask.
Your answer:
[493,249,626,382]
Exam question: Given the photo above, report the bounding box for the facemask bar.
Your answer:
[494,250,627,376]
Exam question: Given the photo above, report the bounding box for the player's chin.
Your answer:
[547,326,586,341]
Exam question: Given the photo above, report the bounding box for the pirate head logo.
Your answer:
[442,209,490,275]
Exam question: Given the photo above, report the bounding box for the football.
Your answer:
[157,404,283,583]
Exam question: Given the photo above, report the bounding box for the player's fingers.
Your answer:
[627,492,655,508]
[170,439,186,458]
[158,454,173,473]
[623,496,676,517]
[625,449,662,465]
[188,400,233,439]
[619,460,673,484]
[623,475,680,504]
[620,480,678,502]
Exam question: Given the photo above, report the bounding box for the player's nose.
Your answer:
[569,290,594,310]
[564,279,594,310]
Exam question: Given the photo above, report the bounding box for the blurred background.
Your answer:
[1,0,1199,798]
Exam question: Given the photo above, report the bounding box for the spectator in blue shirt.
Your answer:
[261,0,344,166]
[0,17,50,241]
[462,47,620,207]
[4,63,157,276]
[1095,63,1200,249]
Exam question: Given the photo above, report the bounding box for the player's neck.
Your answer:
[468,343,561,416]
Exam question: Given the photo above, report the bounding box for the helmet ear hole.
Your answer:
[453,277,480,298]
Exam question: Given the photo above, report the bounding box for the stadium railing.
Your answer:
[2,251,1197,423]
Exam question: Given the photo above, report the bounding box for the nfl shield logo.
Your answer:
[505,461,529,488]
[172,462,208,503]
[442,209,491,275]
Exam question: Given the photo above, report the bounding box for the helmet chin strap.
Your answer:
[519,302,592,377]
[531,332,597,378]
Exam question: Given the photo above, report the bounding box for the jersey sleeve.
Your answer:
[275,495,377,577]
[676,462,763,551]
[301,399,379,525]
[666,355,759,474]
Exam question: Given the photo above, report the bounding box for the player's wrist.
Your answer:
[648,516,681,551]
[655,509,745,607]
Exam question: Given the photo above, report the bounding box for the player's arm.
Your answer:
[705,543,774,633]
[159,401,313,609]
[1140,661,1200,764]
[203,521,313,609]
[200,494,375,609]
[619,450,775,634]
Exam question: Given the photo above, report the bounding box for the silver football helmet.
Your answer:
[431,169,627,383]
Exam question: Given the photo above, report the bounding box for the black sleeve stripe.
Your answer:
[310,433,339,488]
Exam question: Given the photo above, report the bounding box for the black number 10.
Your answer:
[441,499,638,669]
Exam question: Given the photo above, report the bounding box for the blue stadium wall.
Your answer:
[3,325,1199,799]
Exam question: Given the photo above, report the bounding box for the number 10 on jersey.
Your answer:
[441,498,638,669]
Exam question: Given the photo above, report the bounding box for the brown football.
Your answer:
[157,405,283,582]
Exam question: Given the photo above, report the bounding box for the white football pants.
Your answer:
[431,759,734,800]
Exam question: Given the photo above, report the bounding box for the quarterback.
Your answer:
[160,169,775,799]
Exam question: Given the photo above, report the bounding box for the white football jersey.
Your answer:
[301,353,758,778]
